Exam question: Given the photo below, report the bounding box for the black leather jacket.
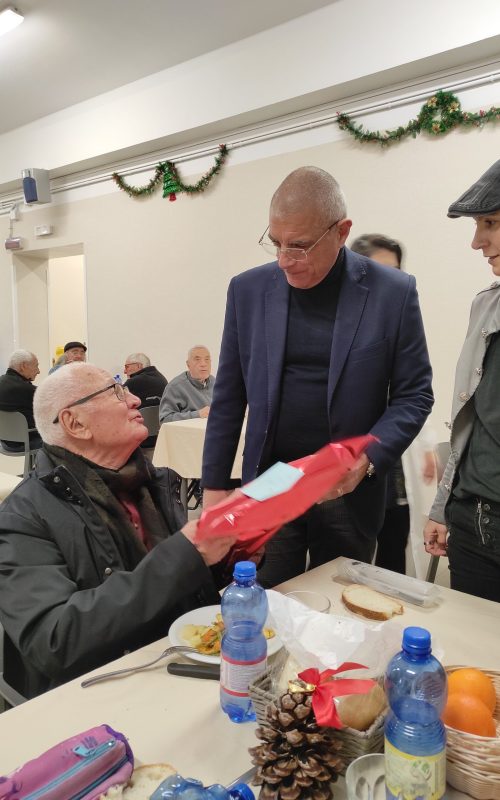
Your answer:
[0,450,219,698]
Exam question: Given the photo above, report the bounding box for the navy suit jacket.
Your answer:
[202,248,433,537]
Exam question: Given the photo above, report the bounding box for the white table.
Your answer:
[153,417,246,509]
[1,558,497,797]
[153,418,245,480]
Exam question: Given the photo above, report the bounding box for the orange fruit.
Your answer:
[442,692,496,737]
[448,668,496,713]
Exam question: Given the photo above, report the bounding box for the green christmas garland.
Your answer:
[336,90,500,146]
[112,144,229,200]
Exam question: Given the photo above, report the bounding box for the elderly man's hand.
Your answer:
[181,520,238,566]
[198,406,210,419]
[317,453,370,503]
[423,519,448,557]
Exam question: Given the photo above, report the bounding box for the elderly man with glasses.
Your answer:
[0,362,237,699]
[123,353,168,406]
[202,166,433,587]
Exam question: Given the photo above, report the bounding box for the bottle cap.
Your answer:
[233,561,257,580]
[229,784,255,800]
[402,626,431,655]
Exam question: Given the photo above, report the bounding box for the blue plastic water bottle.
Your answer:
[150,774,255,800]
[220,561,268,723]
[384,626,447,800]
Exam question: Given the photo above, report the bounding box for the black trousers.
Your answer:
[446,496,500,603]
[256,497,376,588]
[375,504,410,575]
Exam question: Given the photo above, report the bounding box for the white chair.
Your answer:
[0,623,27,707]
[0,410,41,478]
[426,441,451,583]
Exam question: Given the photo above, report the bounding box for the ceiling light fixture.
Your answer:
[0,7,24,37]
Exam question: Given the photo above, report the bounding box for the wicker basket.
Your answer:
[249,656,386,775]
[444,666,500,800]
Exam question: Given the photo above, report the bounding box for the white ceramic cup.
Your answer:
[285,590,331,613]
[345,753,385,800]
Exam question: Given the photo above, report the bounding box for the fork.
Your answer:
[81,645,198,687]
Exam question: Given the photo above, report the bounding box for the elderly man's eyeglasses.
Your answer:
[258,220,341,262]
[52,383,130,424]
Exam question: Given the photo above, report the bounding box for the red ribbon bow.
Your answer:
[298,662,376,729]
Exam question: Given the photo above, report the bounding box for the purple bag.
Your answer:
[0,724,134,800]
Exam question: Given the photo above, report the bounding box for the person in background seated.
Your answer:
[48,341,87,374]
[64,341,87,364]
[123,353,168,405]
[48,352,66,374]
[0,349,42,450]
[0,363,237,698]
[124,353,168,449]
[159,345,214,423]
[350,234,436,575]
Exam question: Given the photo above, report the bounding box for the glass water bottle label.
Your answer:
[220,654,267,697]
[384,738,446,800]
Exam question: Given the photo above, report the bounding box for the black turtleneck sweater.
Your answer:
[270,249,345,464]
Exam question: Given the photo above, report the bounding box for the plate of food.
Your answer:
[168,604,282,665]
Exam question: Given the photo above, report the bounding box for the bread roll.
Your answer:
[101,763,176,799]
[336,682,387,731]
[341,584,403,621]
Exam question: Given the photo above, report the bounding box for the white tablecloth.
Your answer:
[0,557,494,799]
[153,417,245,480]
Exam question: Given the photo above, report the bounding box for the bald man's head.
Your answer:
[270,166,347,227]
[265,166,352,289]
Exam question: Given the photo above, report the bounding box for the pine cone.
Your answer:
[249,692,344,800]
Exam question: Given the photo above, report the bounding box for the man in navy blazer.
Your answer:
[202,166,433,586]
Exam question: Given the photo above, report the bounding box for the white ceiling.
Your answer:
[0,0,335,135]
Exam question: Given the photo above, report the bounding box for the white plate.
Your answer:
[168,604,283,665]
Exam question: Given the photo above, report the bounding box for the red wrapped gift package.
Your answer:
[196,434,376,562]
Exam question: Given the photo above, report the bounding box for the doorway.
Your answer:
[13,244,87,377]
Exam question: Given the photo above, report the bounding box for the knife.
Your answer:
[167,662,220,680]
[227,766,257,788]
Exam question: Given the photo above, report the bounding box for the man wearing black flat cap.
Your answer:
[425,159,500,602]
[64,341,87,364]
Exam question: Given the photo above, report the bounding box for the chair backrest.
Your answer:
[139,405,160,437]
[0,410,41,478]
[434,441,451,483]
[0,410,30,448]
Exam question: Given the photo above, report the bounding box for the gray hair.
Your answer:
[270,166,347,226]
[34,362,110,446]
[187,345,210,360]
[125,352,150,368]
[9,349,37,371]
